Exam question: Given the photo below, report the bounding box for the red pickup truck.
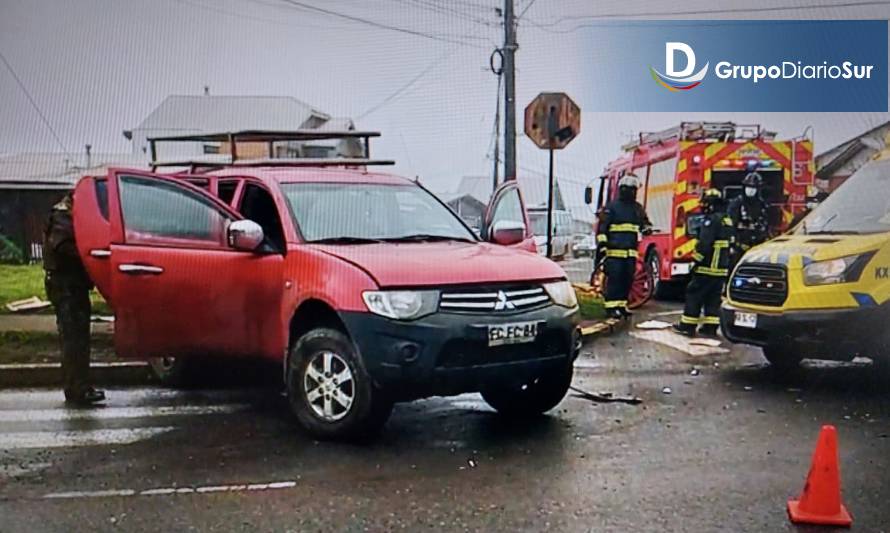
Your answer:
[72,164,580,439]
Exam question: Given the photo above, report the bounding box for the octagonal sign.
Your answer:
[524,92,581,150]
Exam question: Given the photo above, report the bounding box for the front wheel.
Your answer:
[762,343,804,374]
[286,328,392,440]
[481,365,573,417]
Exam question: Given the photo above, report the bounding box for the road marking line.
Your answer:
[43,480,299,500]
[0,404,249,423]
[0,427,174,450]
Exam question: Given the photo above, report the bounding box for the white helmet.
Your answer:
[618,173,641,189]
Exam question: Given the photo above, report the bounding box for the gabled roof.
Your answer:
[452,175,566,210]
[816,120,890,178]
[129,95,331,134]
[0,153,146,189]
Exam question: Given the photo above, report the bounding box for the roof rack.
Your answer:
[621,122,776,152]
[147,129,387,170]
[151,157,395,173]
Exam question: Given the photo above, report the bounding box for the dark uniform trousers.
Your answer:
[45,273,92,397]
[679,214,734,334]
[603,256,636,312]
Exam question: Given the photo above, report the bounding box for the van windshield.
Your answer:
[796,162,890,235]
[282,182,476,243]
[530,213,547,235]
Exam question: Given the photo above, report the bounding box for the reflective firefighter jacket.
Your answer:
[728,196,769,249]
[596,199,652,260]
[693,212,736,277]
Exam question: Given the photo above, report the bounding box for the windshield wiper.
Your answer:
[308,236,385,244]
[382,234,476,243]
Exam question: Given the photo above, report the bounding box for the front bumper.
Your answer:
[720,301,888,355]
[340,305,580,400]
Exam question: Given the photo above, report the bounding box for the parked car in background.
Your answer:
[529,208,573,260]
[71,131,581,440]
[572,234,596,258]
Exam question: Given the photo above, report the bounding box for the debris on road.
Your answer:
[5,296,51,313]
[630,330,730,356]
[689,337,722,347]
[662,387,673,395]
[689,368,701,376]
[569,386,642,405]
[744,386,754,391]
[467,459,477,469]
[636,320,672,330]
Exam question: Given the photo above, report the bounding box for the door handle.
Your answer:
[118,264,164,275]
[90,249,111,258]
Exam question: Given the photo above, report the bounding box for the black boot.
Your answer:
[672,323,696,337]
[699,325,720,338]
[607,308,623,320]
[65,387,106,406]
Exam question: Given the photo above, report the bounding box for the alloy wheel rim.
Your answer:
[303,351,355,422]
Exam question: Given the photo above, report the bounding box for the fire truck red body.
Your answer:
[596,122,816,298]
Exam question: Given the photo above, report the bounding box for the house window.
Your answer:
[203,143,220,154]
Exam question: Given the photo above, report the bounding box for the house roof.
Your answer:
[129,95,331,134]
[816,120,890,178]
[452,175,566,210]
[0,153,146,189]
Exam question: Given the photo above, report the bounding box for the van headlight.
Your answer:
[802,253,874,286]
[362,290,439,320]
[544,280,578,308]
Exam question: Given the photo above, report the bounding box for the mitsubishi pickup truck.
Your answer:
[71,135,580,439]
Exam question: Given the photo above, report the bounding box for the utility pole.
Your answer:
[492,73,501,192]
[503,0,517,181]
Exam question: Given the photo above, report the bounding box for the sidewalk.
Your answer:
[0,314,113,334]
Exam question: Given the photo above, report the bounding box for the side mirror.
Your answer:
[584,186,593,205]
[227,219,264,251]
[686,214,704,238]
[490,220,525,246]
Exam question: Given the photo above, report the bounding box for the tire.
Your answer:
[762,343,804,373]
[149,357,193,387]
[481,365,573,417]
[646,250,670,300]
[286,328,392,440]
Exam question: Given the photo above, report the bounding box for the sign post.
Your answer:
[524,92,581,258]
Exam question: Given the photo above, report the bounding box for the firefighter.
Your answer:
[43,193,105,405]
[595,174,652,319]
[674,189,735,337]
[728,171,770,266]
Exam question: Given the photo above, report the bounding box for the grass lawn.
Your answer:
[0,264,111,315]
[0,330,115,364]
[575,289,606,321]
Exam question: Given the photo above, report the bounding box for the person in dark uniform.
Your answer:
[674,189,735,337]
[595,174,652,319]
[43,193,105,405]
[728,171,770,267]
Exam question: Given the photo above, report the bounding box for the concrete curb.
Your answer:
[0,361,152,389]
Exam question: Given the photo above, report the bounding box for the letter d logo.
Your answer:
[650,42,709,92]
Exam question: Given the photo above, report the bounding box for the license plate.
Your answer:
[488,321,539,346]
[734,312,758,329]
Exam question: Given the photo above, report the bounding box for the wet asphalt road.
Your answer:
[2,304,889,532]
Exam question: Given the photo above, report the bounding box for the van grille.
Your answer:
[439,284,550,313]
[729,263,788,307]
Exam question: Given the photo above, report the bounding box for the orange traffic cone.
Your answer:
[787,425,852,527]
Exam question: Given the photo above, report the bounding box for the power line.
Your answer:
[525,1,890,32]
[277,0,487,47]
[0,51,69,156]
[357,48,457,119]
[400,0,498,27]
[517,0,537,19]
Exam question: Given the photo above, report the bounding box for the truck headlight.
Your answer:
[544,280,578,308]
[362,290,439,320]
[802,253,874,286]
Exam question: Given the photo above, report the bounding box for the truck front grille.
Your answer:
[729,263,788,307]
[439,284,550,313]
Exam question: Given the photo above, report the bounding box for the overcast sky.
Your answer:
[2,0,889,220]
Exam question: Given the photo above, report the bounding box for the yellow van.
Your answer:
[721,158,890,372]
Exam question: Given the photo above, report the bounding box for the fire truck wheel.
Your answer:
[646,250,668,299]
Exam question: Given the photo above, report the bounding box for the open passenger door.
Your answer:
[481,180,536,253]
[73,169,285,360]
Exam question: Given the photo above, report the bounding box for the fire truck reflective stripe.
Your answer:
[701,316,721,325]
[647,183,675,196]
[678,198,699,214]
[675,181,687,195]
[675,227,686,239]
[604,300,628,309]
[704,143,726,161]
[675,239,698,258]
[677,158,687,174]
[609,223,640,232]
[680,315,701,325]
[704,168,712,185]
[605,249,638,258]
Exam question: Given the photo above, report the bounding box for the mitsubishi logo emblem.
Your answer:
[749,277,762,286]
[494,290,515,311]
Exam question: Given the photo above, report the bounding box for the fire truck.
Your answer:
[586,122,816,306]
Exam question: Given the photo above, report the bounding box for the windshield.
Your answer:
[530,213,547,235]
[796,162,890,235]
[282,182,476,243]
